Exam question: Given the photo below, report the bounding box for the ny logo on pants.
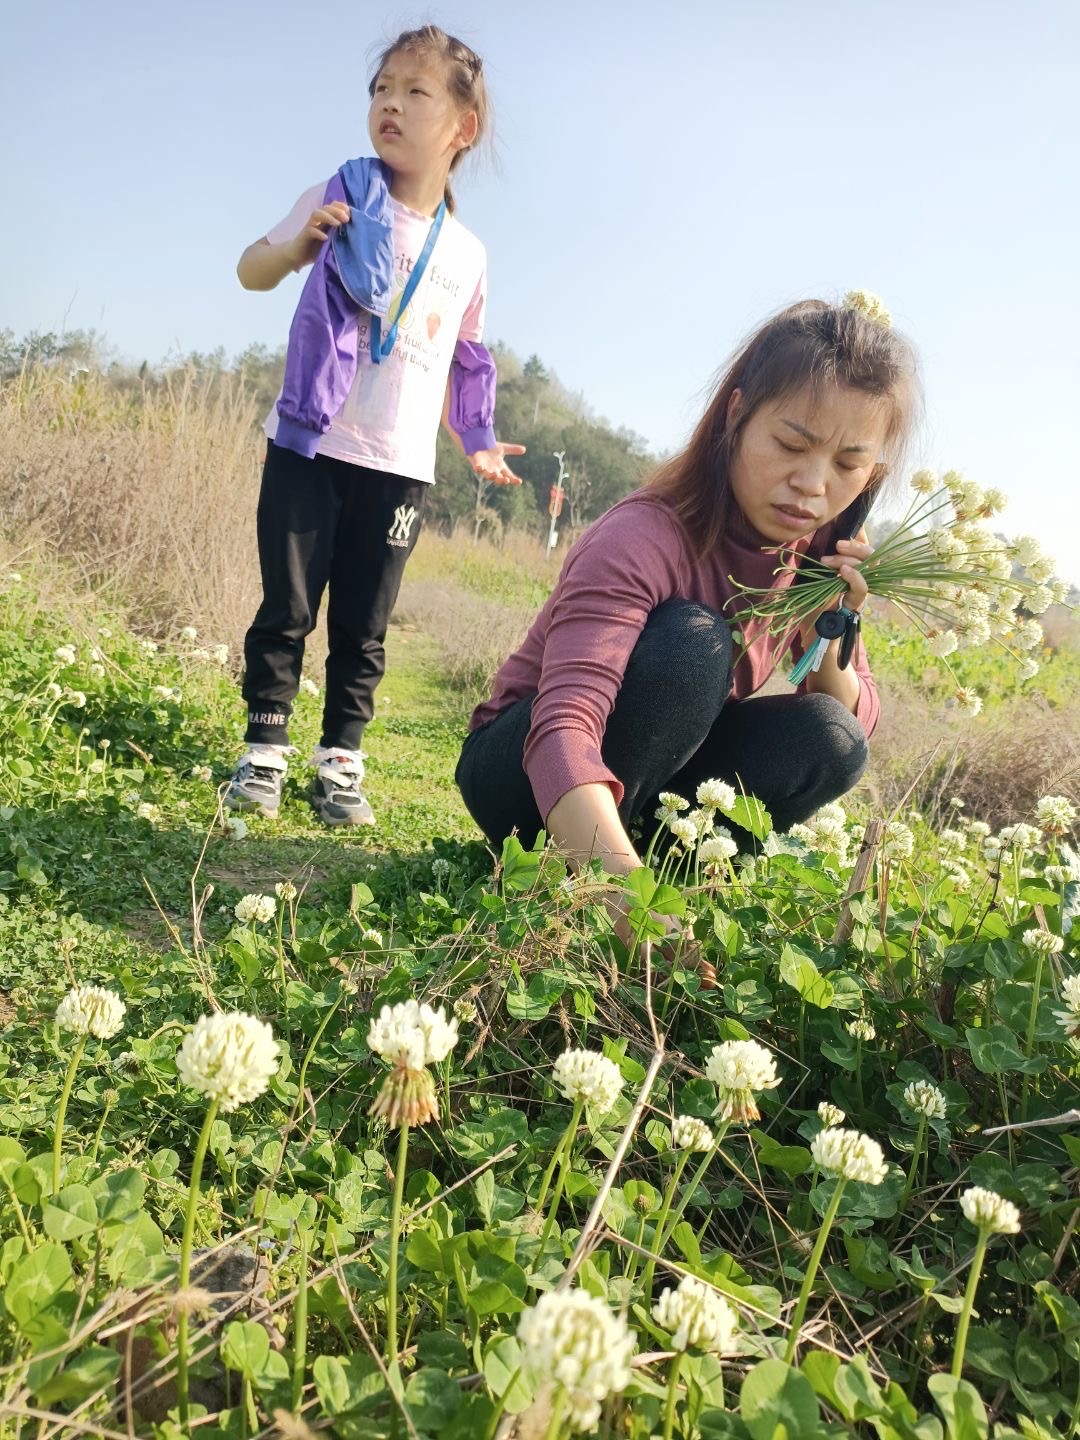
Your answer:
[387,504,419,547]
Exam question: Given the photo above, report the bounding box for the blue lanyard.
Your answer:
[370,200,446,365]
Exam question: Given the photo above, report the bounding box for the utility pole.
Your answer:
[547,452,568,559]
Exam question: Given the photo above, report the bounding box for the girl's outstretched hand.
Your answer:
[468,442,526,485]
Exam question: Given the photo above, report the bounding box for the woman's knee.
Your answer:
[625,600,733,706]
[799,693,869,789]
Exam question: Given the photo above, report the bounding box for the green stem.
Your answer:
[296,992,344,1101]
[177,1099,220,1433]
[291,1225,310,1412]
[657,1128,729,1255]
[1,1171,34,1249]
[641,1149,693,1303]
[896,1118,926,1222]
[662,1351,685,1440]
[1020,950,1046,1122]
[951,1231,990,1378]
[89,1096,116,1165]
[534,1102,582,1215]
[543,1388,568,1440]
[51,1035,87,1195]
[386,1121,411,1383]
[784,1177,847,1363]
[275,909,288,1006]
[541,1105,585,1250]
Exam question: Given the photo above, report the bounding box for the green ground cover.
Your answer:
[1,561,1078,1440]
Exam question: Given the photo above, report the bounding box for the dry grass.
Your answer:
[869,682,1080,829]
[0,366,264,654]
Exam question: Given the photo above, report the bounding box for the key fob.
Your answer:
[814,607,849,641]
[838,609,861,670]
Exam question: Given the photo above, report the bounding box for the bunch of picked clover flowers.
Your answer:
[731,457,1067,718]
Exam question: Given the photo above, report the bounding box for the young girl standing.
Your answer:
[457,300,919,928]
[227,26,523,826]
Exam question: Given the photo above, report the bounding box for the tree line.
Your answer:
[0,328,657,544]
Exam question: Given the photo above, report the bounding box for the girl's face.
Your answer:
[728,383,889,544]
[368,54,477,178]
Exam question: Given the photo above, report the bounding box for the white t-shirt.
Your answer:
[263,180,487,483]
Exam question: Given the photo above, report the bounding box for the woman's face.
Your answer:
[728,383,890,544]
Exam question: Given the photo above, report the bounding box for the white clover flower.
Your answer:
[234,893,276,925]
[56,985,127,1040]
[360,927,384,946]
[1035,795,1077,836]
[927,629,959,658]
[175,1011,279,1112]
[882,820,915,861]
[44,681,63,701]
[910,469,937,495]
[180,625,198,641]
[453,996,478,1024]
[517,1290,635,1432]
[994,823,1041,856]
[136,801,161,823]
[5,571,22,582]
[817,1101,845,1128]
[658,791,689,813]
[54,644,77,665]
[140,639,159,654]
[954,687,983,717]
[1053,975,1080,1036]
[847,1018,876,1042]
[274,880,297,901]
[704,1039,780,1124]
[1022,928,1065,956]
[212,644,229,665]
[697,778,737,811]
[65,689,87,709]
[1025,584,1054,615]
[960,1186,1020,1234]
[1013,617,1044,651]
[669,817,698,849]
[89,663,105,680]
[843,289,891,327]
[810,1128,889,1185]
[672,1114,714,1151]
[903,1080,947,1120]
[298,675,320,696]
[940,829,967,856]
[368,1000,459,1070]
[1018,658,1040,681]
[686,807,714,837]
[552,1048,624,1114]
[191,764,213,782]
[979,487,1007,517]
[431,857,451,882]
[699,831,738,866]
[653,1275,739,1354]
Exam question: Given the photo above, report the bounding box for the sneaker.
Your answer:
[311,747,375,827]
[224,747,289,819]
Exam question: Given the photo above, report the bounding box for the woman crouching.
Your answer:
[457,297,919,895]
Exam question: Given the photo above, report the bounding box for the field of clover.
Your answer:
[2,561,1080,1440]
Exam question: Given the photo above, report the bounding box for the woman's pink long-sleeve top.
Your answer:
[469,491,879,823]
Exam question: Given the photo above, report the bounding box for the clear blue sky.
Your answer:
[4,0,1078,579]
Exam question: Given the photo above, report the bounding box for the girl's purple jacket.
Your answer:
[275,156,497,460]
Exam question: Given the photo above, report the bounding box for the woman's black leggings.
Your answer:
[455,600,869,850]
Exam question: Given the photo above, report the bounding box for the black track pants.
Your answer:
[242,441,427,749]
